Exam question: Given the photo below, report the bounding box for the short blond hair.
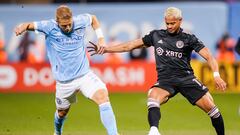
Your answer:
[56,5,72,23]
[164,7,182,19]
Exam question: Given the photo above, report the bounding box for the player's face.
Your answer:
[58,20,73,34]
[165,16,182,34]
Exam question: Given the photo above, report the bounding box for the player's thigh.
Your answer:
[178,77,208,105]
[148,86,171,104]
[55,82,78,110]
[195,92,215,113]
[78,71,108,103]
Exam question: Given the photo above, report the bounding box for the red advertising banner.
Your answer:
[0,63,55,93]
[91,61,157,92]
[0,62,157,93]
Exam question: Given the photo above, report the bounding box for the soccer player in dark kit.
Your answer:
[88,7,227,135]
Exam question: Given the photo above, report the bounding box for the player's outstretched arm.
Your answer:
[15,22,35,36]
[198,47,227,91]
[88,38,145,56]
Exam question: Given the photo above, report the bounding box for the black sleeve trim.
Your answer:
[195,45,205,52]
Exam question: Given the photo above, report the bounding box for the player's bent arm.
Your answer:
[198,47,219,73]
[105,38,145,53]
[198,47,227,91]
[15,22,35,36]
[91,15,101,30]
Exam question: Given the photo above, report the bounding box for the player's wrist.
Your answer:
[213,72,220,78]
[17,25,24,34]
[95,28,104,39]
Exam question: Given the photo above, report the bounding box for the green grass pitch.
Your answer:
[0,93,239,135]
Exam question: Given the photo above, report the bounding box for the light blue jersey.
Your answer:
[34,14,92,82]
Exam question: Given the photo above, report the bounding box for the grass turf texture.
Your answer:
[0,93,239,135]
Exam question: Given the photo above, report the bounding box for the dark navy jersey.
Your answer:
[142,28,205,80]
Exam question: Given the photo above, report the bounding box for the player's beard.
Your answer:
[167,29,174,33]
[168,28,180,34]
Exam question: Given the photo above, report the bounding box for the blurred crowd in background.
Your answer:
[0,0,240,64]
[0,31,236,64]
[1,0,240,4]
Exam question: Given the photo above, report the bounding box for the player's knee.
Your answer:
[148,89,169,104]
[147,98,160,109]
[208,106,221,118]
[92,89,109,105]
[206,92,214,102]
[58,109,69,118]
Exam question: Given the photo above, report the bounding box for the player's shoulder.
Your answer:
[181,29,193,35]
[50,19,58,25]
[37,19,57,29]
[73,13,91,20]
[48,19,58,29]
[148,29,167,36]
[181,28,198,39]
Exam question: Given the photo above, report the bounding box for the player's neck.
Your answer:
[168,28,182,36]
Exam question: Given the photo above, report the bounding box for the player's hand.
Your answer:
[15,24,26,36]
[87,41,106,56]
[214,76,227,91]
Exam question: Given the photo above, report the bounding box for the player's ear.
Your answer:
[179,18,182,22]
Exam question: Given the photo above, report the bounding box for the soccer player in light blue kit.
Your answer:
[15,5,119,135]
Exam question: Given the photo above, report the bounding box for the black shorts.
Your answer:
[151,74,208,105]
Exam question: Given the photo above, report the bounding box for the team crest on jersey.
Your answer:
[176,40,184,48]
[56,98,62,105]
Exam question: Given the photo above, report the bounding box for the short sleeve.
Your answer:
[190,34,205,52]
[74,14,92,28]
[142,31,154,47]
[34,20,53,35]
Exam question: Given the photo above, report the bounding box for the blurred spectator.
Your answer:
[18,32,45,63]
[129,47,148,60]
[216,32,236,63]
[18,32,34,62]
[0,40,7,63]
[27,40,45,63]
[235,37,240,55]
[52,0,80,3]
[129,33,148,60]
[105,37,124,64]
